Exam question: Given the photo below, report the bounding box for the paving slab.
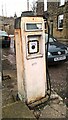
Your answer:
[40,104,66,118]
[2,92,67,119]
[2,101,35,119]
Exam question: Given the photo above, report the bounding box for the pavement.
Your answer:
[1,69,68,119]
[2,90,67,119]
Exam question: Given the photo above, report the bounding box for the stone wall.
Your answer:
[0,16,14,35]
[47,2,68,42]
[36,1,68,43]
[36,0,44,16]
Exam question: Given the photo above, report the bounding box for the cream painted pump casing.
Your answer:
[15,16,47,104]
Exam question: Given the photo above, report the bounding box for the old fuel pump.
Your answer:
[14,13,51,111]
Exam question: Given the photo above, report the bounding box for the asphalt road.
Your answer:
[2,45,68,107]
[49,62,68,102]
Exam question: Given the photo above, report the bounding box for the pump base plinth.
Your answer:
[26,94,50,110]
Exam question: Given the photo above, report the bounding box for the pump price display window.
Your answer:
[28,40,39,54]
[25,23,42,31]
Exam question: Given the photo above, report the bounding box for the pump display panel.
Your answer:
[25,23,42,31]
[28,40,39,54]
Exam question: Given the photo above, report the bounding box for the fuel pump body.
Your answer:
[15,15,47,105]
